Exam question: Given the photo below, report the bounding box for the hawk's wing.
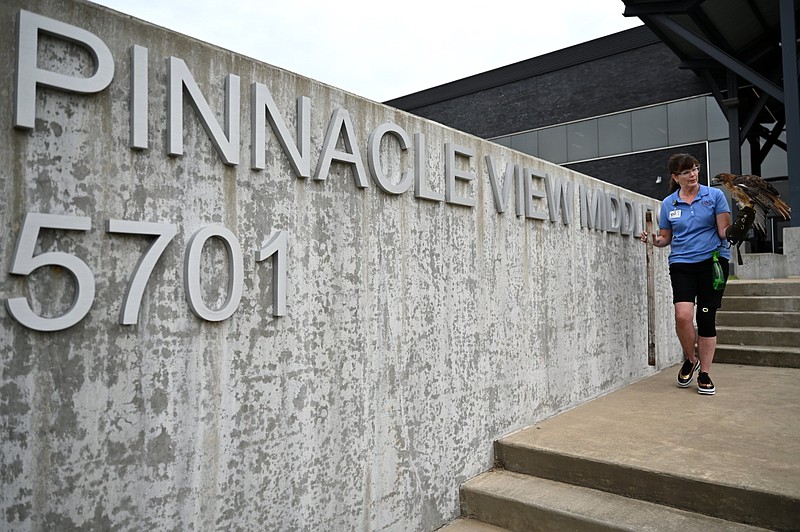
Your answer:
[729,174,791,237]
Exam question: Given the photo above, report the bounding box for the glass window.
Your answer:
[538,126,567,164]
[492,136,512,148]
[598,113,632,156]
[510,130,538,156]
[710,139,754,177]
[741,142,753,174]
[632,106,668,150]
[668,97,707,145]
[706,96,728,141]
[708,139,730,180]
[770,178,789,197]
[567,120,598,161]
[761,130,788,178]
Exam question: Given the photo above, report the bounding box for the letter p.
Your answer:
[15,10,114,129]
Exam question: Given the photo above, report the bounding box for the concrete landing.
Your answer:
[494,363,800,529]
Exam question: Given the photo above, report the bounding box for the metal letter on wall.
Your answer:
[579,185,606,231]
[444,142,476,207]
[5,213,95,331]
[107,220,178,324]
[544,174,574,225]
[256,230,288,317]
[367,122,413,195]
[524,168,548,221]
[606,193,621,233]
[413,133,444,202]
[314,108,369,188]
[251,84,311,177]
[14,10,114,129]
[167,57,240,165]
[485,155,518,215]
[130,45,148,149]
[184,225,244,321]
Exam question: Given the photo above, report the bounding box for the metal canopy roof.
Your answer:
[624,0,781,62]
[622,0,799,227]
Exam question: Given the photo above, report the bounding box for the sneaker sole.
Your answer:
[698,387,716,395]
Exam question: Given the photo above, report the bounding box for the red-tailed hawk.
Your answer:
[711,173,791,237]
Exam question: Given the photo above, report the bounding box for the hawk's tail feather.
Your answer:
[772,197,791,220]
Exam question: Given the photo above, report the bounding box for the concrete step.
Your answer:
[716,325,800,348]
[725,279,800,297]
[714,343,800,368]
[492,365,800,531]
[717,310,800,328]
[722,296,800,312]
[437,517,509,531]
[460,470,769,532]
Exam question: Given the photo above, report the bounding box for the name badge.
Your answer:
[669,210,682,219]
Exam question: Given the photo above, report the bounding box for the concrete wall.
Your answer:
[734,226,800,279]
[0,1,678,530]
[732,252,787,279]
[787,227,800,277]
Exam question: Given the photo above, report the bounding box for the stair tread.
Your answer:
[724,279,800,297]
[438,517,509,532]
[463,470,769,531]
[718,310,800,313]
[717,325,800,331]
[725,294,800,297]
[723,296,800,301]
[717,343,800,352]
[717,310,800,318]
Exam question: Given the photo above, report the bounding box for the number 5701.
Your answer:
[5,212,287,332]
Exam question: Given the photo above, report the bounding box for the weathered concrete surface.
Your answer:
[733,226,799,280]
[0,1,677,530]
[733,252,788,279]
[785,226,800,277]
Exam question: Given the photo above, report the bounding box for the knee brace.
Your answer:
[696,306,717,337]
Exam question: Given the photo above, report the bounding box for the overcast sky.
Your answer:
[89,1,643,102]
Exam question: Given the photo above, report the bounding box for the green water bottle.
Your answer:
[712,250,726,290]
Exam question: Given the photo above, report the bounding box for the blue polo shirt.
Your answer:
[659,185,731,264]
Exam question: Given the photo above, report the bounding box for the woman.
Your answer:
[640,153,731,395]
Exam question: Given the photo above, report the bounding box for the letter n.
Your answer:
[167,57,240,165]
[251,83,310,177]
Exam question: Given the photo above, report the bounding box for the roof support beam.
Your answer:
[623,1,702,16]
[760,119,788,155]
[651,14,785,102]
[779,0,800,227]
[740,89,771,141]
[726,72,743,174]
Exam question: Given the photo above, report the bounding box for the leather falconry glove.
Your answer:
[726,206,756,245]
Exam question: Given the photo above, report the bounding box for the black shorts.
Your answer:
[669,257,729,308]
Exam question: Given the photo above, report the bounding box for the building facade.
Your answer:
[386,25,790,252]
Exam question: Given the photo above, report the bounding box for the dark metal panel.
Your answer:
[384,25,656,110]
[727,73,743,174]
[622,1,703,16]
[651,13,784,101]
[780,0,800,227]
